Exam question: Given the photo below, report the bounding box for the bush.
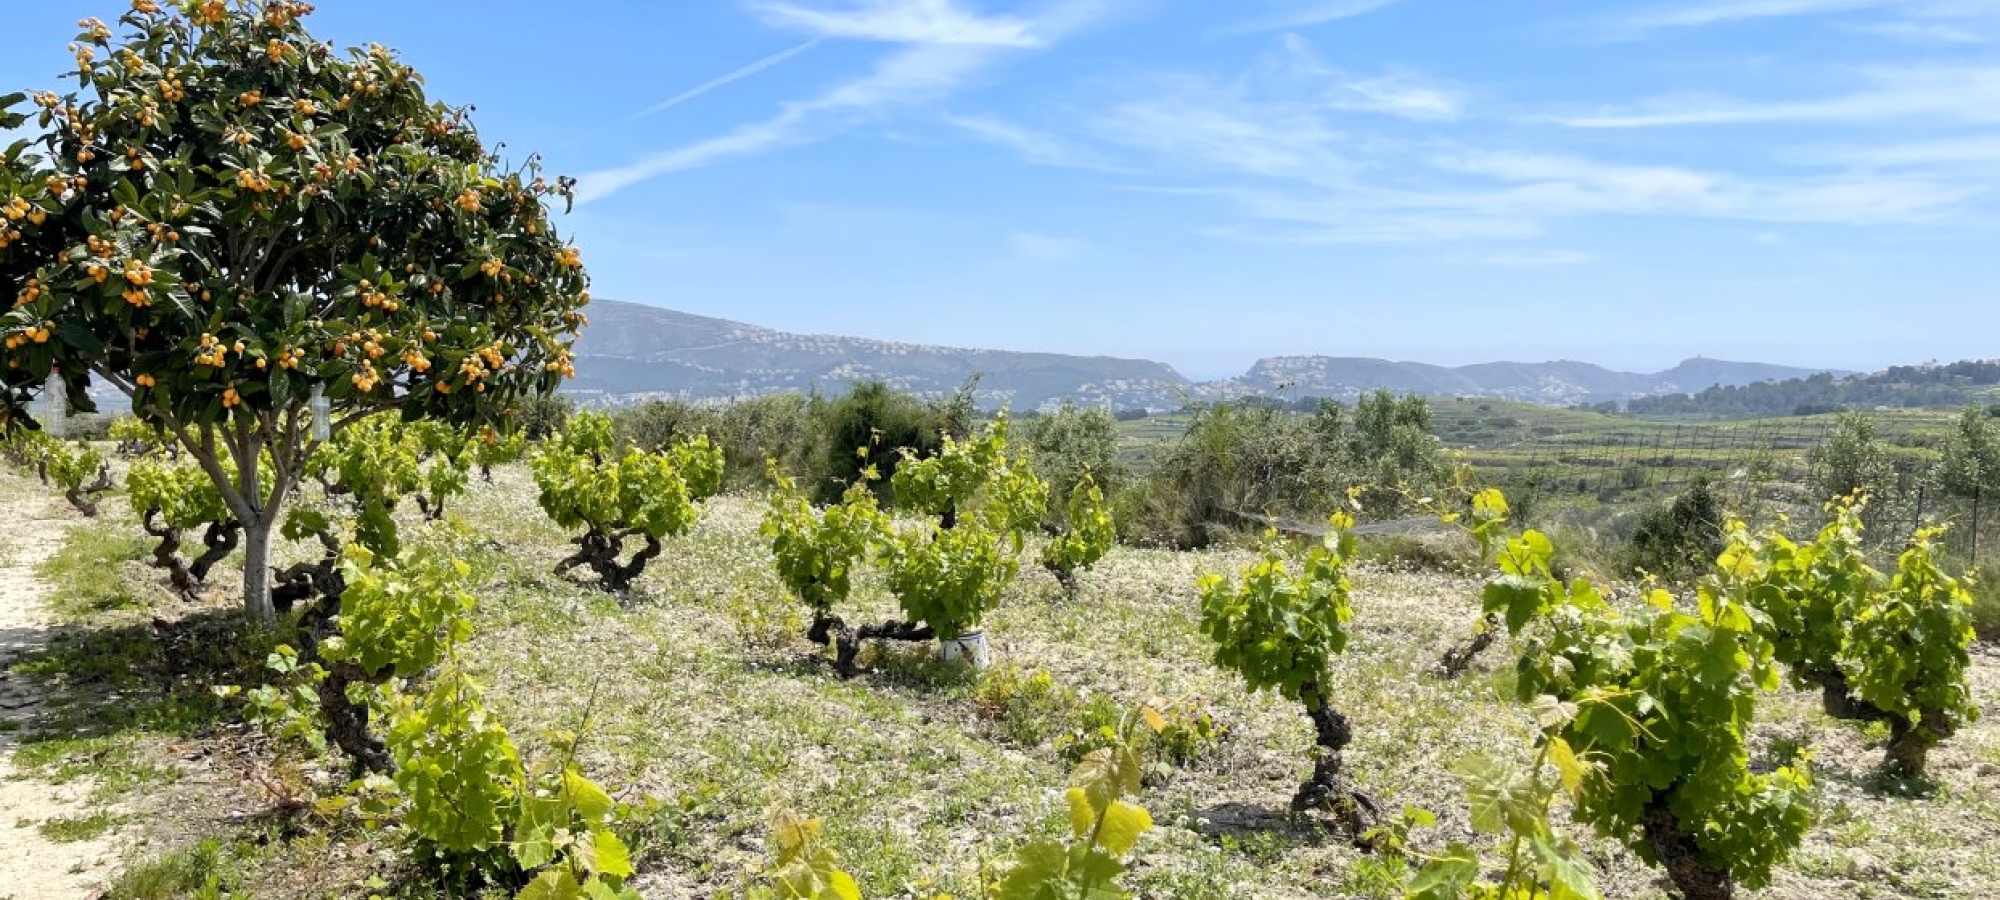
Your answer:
[813,381,944,504]
[1807,412,1891,506]
[1021,401,1125,506]
[1971,565,2000,644]
[515,393,575,441]
[616,398,716,452]
[1120,401,1339,549]
[1622,476,1724,580]
[616,394,822,491]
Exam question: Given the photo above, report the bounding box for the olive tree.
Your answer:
[0,1,589,622]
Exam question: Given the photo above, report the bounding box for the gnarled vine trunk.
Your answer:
[556,528,661,593]
[1434,613,1500,678]
[1886,707,1952,777]
[283,529,392,776]
[1812,669,1950,775]
[1641,796,1734,900]
[141,507,196,596]
[1292,682,1379,840]
[806,611,933,678]
[190,520,241,582]
[63,463,112,517]
[1043,559,1078,598]
[139,509,242,599]
[1815,671,1889,723]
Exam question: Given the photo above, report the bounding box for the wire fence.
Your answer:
[1472,420,1994,571]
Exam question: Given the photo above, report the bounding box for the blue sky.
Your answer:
[6,1,2000,379]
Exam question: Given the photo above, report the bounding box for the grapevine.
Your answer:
[249,544,642,898]
[128,453,238,596]
[1507,529,1813,900]
[763,470,889,675]
[532,411,724,592]
[1197,514,1378,833]
[43,436,113,516]
[1726,497,1981,774]
[867,416,1048,661]
[1039,473,1116,597]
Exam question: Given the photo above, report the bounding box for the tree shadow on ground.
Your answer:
[3,607,277,749]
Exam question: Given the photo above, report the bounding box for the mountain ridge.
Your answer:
[571,299,1845,409]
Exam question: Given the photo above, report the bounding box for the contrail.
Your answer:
[624,38,825,123]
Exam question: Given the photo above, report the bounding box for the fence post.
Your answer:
[1973,487,1982,564]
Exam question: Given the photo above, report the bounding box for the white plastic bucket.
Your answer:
[938,629,989,669]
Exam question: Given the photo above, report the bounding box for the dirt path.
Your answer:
[0,479,126,900]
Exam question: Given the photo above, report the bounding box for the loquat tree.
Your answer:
[0,0,589,622]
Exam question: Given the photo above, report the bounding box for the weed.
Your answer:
[38,809,127,843]
[35,521,155,619]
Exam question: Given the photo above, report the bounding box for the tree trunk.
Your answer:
[241,515,276,625]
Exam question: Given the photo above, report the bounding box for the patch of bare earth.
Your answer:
[0,483,125,900]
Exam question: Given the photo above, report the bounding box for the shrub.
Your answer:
[621,394,822,490]
[1972,565,2000,644]
[813,381,943,504]
[1021,401,1125,503]
[1807,412,1892,507]
[1622,476,1724,579]
[1124,401,1338,549]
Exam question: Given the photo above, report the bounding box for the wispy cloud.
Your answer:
[623,38,826,123]
[1431,150,1972,224]
[752,0,1043,46]
[1842,19,1987,42]
[1279,34,1464,121]
[1092,79,1355,182]
[945,114,1133,171]
[1008,231,1083,260]
[1553,64,2000,128]
[1224,0,1407,35]
[1599,0,1893,36]
[579,0,1100,203]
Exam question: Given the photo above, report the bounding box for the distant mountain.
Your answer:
[571,300,1846,410]
[1222,355,1843,407]
[570,300,1191,410]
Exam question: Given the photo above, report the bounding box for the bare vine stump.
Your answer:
[807,613,934,678]
[141,507,198,596]
[1434,614,1500,678]
[190,520,241,582]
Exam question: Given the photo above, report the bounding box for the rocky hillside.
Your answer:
[571,300,1841,409]
[570,300,1191,410]
[1221,356,1838,406]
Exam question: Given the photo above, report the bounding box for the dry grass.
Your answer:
[3,459,1995,899]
